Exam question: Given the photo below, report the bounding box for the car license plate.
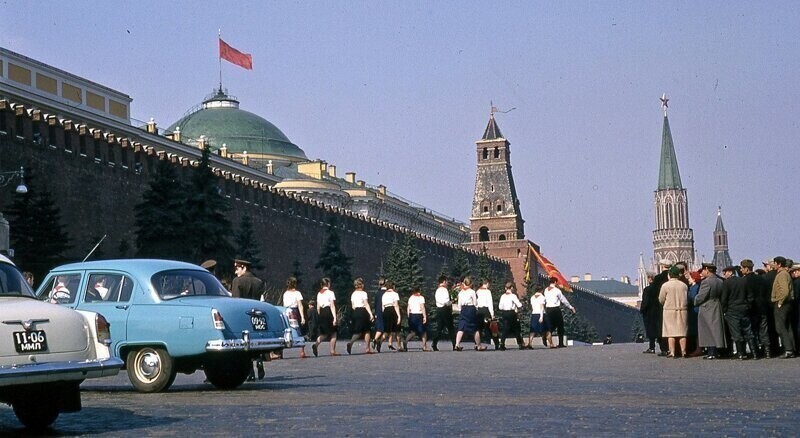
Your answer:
[13,330,48,353]
[250,315,267,331]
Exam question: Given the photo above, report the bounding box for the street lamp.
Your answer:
[0,166,28,194]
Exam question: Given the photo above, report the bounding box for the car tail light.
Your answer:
[211,308,225,330]
[284,308,299,328]
[95,314,112,346]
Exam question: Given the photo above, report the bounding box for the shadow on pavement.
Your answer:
[0,406,179,436]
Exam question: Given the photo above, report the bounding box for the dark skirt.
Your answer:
[289,307,306,336]
[476,307,491,332]
[458,305,478,335]
[351,307,371,334]
[408,313,426,337]
[383,307,399,332]
[529,313,550,334]
[319,306,337,336]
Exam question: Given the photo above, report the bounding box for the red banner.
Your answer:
[530,244,572,291]
[219,38,253,70]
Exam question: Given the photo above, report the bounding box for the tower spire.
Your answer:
[658,93,682,190]
[712,207,732,270]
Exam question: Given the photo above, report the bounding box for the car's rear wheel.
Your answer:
[13,396,59,430]
[127,347,176,393]
[204,356,251,389]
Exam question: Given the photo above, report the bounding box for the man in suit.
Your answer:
[742,259,772,358]
[721,265,757,359]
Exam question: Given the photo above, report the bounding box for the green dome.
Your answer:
[166,90,307,161]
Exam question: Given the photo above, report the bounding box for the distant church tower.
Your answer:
[652,94,695,266]
[711,207,733,270]
[463,108,538,293]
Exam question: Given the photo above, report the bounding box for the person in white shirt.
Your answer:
[527,287,552,349]
[543,276,576,348]
[313,278,339,357]
[455,277,484,351]
[431,276,456,351]
[403,286,429,351]
[346,277,375,355]
[280,277,307,358]
[497,282,525,350]
[376,280,402,353]
[476,280,499,350]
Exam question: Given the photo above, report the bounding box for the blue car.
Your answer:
[36,259,304,392]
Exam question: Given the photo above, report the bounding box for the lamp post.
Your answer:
[0,166,28,194]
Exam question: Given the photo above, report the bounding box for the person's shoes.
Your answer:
[782,352,795,359]
[388,345,396,351]
[657,351,669,357]
[519,345,526,350]
[703,355,717,360]
[642,348,656,354]
[681,353,689,358]
[366,350,376,354]
[432,344,439,352]
[376,342,382,353]
[346,342,353,355]
[402,341,408,351]
[330,352,340,356]
[300,350,308,359]
[738,353,748,360]
[499,345,507,351]
[765,350,773,359]
[476,345,487,351]
[256,361,265,380]
[247,371,255,382]
[312,344,318,357]
[557,345,566,348]
[454,345,463,351]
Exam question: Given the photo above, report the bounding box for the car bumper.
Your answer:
[0,357,124,386]
[206,329,303,352]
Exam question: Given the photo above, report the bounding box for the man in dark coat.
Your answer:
[721,265,757,359]
[696,263,726,359]
[742,259,772,358]
[771,256,795,358]
[640,264,668,355]
[230,259,264,300]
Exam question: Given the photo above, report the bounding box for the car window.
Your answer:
[40,273,81,304]
[0,263,35,297]
[84,273,135,303]
[151,269,228,300]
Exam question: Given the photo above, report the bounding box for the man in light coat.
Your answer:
[695,263,726,359]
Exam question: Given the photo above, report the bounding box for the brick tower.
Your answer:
[463,110,539,292]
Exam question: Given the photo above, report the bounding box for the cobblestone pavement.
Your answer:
[2,342,798,436]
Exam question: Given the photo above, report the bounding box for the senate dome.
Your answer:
[167,89,307,167]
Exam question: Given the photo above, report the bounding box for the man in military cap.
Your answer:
[640,260,670,355]
[741,259,772,357]
[771,256,795,358]
[230,259,264,301]
[696,263,726,359]
[721,265,757,359]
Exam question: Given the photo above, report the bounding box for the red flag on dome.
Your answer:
[219,38,253,70]
[529,243,572,291]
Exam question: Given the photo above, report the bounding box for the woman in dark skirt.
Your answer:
[376,280,402,352]
[372,277,387,350]
[527,288,551,349]
[313,278,339,357]
[347,278,375,355]
[280,277,307,358]
[403,285,429,351]
[455,277,483,351]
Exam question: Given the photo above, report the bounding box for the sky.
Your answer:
[3,2,799,279]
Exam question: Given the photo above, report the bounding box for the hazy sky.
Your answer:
[3,2,798,279]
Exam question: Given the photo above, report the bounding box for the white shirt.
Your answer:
[408,294,425,314]
[382,289,400,308]
[498,293,522,312]
[317,288,336,308]
[544,286,574,311]
[282,290,304,308]
[434,286,451,307]
[530,293,546,314]
[476,288,494,318]
[351,290,369,308]
[458,288,477,307]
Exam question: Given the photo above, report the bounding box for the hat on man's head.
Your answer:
[722,266,736,273]
[701,262,717,271]
[790,264,800,273]
[234,258,252,267]
[658,259,672,269]
[200,259,217,270]
[740,259,754,269]
[762,259,772,266]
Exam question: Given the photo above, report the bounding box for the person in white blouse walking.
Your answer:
[376,280,402,352]
[544,276,576,348]
[527,287,551,349]
[403,285,429,351]
[347,278,375,355]
[431,276,456,351]
[476,279,499,350]
[313,278,339,357]
[455,277,484,351]
[497,282,525,350]
[280,277,307,358]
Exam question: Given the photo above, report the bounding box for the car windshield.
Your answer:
[151,269,229,300]
[0,262,35,298]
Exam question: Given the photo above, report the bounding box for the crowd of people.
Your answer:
[219,256,581,359]
[640,256,800,360]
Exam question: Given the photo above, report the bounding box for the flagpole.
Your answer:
[218,29,223,93]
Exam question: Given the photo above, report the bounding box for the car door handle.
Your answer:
[115,305,129,310]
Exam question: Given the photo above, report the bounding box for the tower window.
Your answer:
[499,234,506,241]
[494,147,499,158]
[479,227,489,242]
[482,148,488,160]
[483,206,489,213]
[490,185,494,192]
[496,204,502,212]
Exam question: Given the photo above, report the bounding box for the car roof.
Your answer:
[51,259,204,274]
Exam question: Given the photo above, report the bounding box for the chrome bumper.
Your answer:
[206,329,299,352]
[0,357,124,386]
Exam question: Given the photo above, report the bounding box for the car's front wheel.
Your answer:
[204,355,251,389]
[126,347,176,393]
[13,396,59,430]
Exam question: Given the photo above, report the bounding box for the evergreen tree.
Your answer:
[134,159,191,260]
[449,250,471,281]
[563,306,599,344]
[383,234,425,296]
[234,215,263,271]
[117,238,131,258]
[315,217,352,305]
[7,169,72,283]
[476,250,491,284]
[185,145,234,265]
